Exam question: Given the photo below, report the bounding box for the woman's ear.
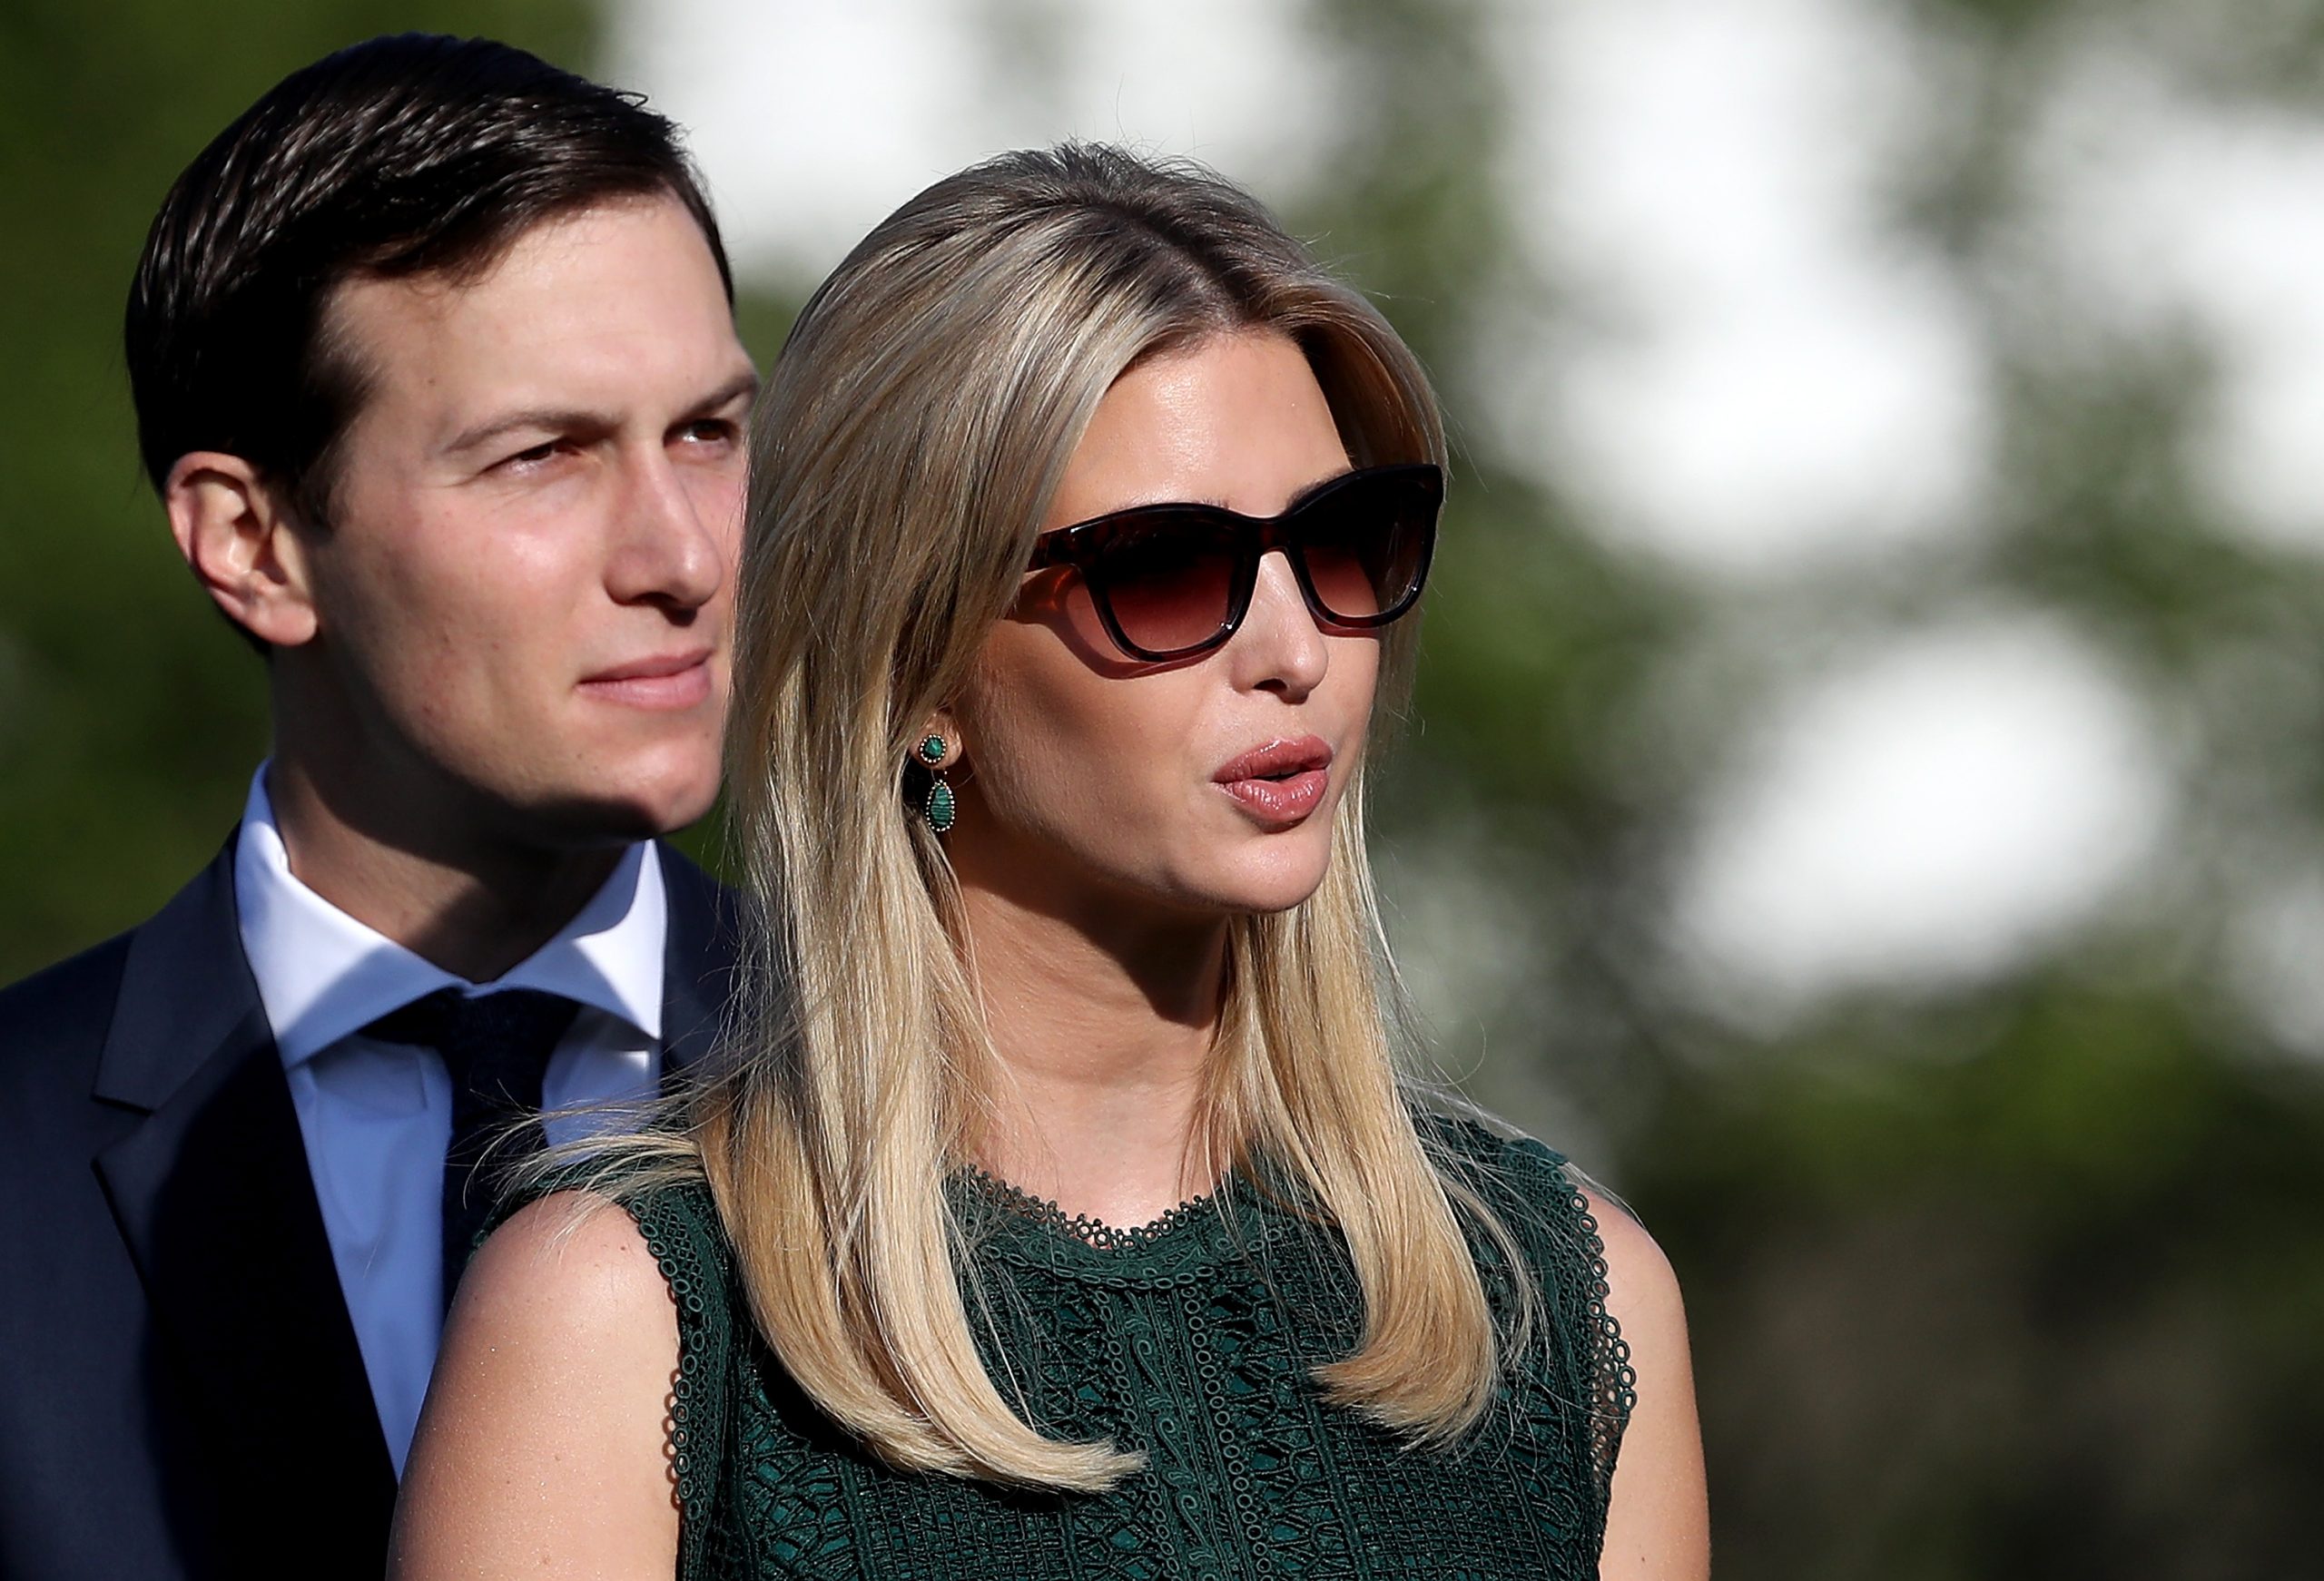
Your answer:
[164,451,320,648]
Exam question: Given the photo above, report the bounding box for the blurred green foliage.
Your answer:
[1285,0,2324,1574]
[4,0,2319,1576]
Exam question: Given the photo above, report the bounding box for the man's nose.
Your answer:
[606,447,728,612]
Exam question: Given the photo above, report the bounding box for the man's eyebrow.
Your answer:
[441,369,759,457]
[689,368,761,416]
[443,406,614,457]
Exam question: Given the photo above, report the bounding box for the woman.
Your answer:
[391,143,1709,1579]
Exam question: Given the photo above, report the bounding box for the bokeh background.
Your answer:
[7,0,2323,1573]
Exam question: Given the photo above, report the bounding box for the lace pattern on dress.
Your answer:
[604,1122,1637,1579]
[954,1164,1222,1252]
[1565,1179,1642,1496]
[618,1182,736,1581]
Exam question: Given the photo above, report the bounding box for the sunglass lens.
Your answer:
[1298,473,1435,624]
[1089,512,1241,657]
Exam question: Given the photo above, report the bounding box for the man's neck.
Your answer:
[263,756,625,984]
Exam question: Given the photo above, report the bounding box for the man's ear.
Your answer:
[163,451,320,648]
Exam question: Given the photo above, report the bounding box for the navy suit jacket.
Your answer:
[0,839,737,1580]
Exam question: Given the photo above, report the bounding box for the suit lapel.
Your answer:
[656,842,740,1081]
[91,845,395,1548]
[74,838,731,1559]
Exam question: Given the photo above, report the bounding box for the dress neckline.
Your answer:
[955,1165,1228,1252]
[951,1164,1275,1281]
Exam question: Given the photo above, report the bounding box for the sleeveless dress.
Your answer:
[614,1121,1634,1580]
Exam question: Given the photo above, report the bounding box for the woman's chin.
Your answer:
[1177,855,1336,918]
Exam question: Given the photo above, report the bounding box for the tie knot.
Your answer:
[361,987,578,1092]
[360,987,581,1317]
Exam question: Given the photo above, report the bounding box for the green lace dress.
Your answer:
[619,1121,1634,1580]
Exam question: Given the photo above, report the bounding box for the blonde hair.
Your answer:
[657,144,1527,1490]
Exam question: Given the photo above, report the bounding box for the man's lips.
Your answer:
[576,649,714,710]
[1213,735,1334,825]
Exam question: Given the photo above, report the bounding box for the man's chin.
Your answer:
[518,771,722,847]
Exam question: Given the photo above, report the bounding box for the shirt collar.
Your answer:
[233,764,667,1069]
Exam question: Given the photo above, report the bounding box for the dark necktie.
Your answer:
[359,987,580,1312]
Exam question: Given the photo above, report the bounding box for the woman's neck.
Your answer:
[958,879,1230,1230]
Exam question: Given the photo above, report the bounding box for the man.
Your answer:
[0,34,755,1579]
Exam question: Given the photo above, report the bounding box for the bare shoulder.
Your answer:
[419,1188,682,1458]
[389,1191,683,1580]
[1573,1189,1709,1580]
[1579,1187,1687,1345]
[454,1188,679,1345]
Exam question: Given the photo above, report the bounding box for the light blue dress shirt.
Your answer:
[231,766,667,1476]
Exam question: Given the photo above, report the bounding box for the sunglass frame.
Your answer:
[1024,462,1444,663]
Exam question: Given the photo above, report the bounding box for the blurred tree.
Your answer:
[1272,1,2324,1576]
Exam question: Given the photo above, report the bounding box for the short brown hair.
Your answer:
[124,32,733,522]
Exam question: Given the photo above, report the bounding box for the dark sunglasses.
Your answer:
[1025,463,1443,663]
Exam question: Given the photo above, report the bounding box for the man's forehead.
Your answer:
[331,195,720,332]
[322,195,744,427]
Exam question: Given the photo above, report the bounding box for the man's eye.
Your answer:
[500,440,562,470]
[677,418,739,447]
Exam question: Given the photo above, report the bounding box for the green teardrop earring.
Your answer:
[917,734,957,834]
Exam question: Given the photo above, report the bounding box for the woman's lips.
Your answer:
[1213,735,1334,826]
[1217,770,1330,823]
[577,650,714,711]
